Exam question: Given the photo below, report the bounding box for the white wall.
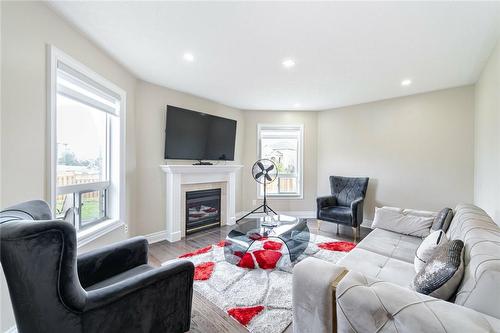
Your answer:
[0,3,4,326]
[240,111,318,213]
[475,40,500,225]
[1,2,137,331]
[317,86,475,221]
[134,80,245,236]
[0,0,2,209]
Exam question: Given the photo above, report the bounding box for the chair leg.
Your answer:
[317,219,322,231]
[336,223,339,235]
[352,226,358,243]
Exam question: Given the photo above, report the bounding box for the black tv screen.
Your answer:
[164,105,237,161]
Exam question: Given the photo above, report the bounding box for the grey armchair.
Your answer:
[0,200,194,333]
[316,176,369,241]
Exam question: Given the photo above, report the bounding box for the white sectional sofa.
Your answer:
[293,204,500,332]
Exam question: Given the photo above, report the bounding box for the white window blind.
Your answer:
[57,61,121,115]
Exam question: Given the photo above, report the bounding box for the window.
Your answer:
[49,46,125,235]
[257,124,303,197]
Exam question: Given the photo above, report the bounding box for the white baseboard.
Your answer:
[285,211,316,218]
[144,230,168,244]
[361,218,373,228]
[236,210,316,219]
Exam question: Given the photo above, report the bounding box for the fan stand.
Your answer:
[236,176,277,223]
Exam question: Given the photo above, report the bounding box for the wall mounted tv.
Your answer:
[164,105,237,162]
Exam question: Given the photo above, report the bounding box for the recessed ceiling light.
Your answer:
[282,58,295,68]
[401,79,412,86]
[183,52,194,62]
[293,103,301,108]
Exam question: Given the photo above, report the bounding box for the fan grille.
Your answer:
[252,159,278,184]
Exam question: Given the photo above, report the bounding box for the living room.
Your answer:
[1,1,499,333]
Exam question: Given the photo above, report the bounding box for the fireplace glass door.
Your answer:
[186,188,221,234]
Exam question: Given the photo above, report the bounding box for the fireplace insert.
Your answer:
[185,188,221,234]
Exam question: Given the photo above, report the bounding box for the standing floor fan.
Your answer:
[237,159,278,222]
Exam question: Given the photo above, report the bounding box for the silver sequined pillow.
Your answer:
[412,239,464,300]
[414,229,448,272]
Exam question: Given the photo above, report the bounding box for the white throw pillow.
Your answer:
[414,230,448,272]
[383,206,436,218]
[372,207,435,237]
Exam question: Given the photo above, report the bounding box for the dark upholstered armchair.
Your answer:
[0,200,194,333]
[317,176,369,241]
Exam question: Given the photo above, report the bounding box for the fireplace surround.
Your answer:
[160,164,243,242]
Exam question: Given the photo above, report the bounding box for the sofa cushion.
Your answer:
[431,207,453,232]
[413,239,465,300]
[338,247,416,287]
[318,206,352,224]
[447,204,500,319]
[414,229,448,272]
[372,207,435,238]
[356,228,422,263]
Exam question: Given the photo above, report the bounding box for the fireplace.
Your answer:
[185,188,221,234]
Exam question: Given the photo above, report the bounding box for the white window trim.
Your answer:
[47,45,127,245]
[256,124,304,199]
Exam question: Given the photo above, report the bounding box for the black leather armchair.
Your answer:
[317,176,369,241]
[0,200,194,333]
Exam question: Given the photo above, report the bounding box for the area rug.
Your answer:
[163,234,356,333]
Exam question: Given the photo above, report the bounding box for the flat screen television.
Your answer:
[164,105,237,161]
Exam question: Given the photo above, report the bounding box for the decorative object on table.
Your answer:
[237,159,278,222]
[316,176,369,241]
[0,200,194,333]
[260,215,279,227]
[170,231,356,333]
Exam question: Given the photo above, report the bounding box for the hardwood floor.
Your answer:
[148,219,369,333]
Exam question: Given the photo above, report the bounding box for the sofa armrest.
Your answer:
[336,270,500,332]
[77,236,149,288]
[293,257,348,333]
[317,196,337,209]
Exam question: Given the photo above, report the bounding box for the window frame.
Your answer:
[256,124,304,199]
[47,45,126,245]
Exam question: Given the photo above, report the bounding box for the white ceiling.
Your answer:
[48,1,500,111]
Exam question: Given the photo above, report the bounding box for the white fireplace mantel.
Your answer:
[160,164,243,242]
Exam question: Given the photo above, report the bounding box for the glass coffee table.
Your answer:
[224,215,310,265]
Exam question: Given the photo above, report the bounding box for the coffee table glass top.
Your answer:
[224,215,310,265]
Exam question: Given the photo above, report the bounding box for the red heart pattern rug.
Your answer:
[164,234,355,333]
